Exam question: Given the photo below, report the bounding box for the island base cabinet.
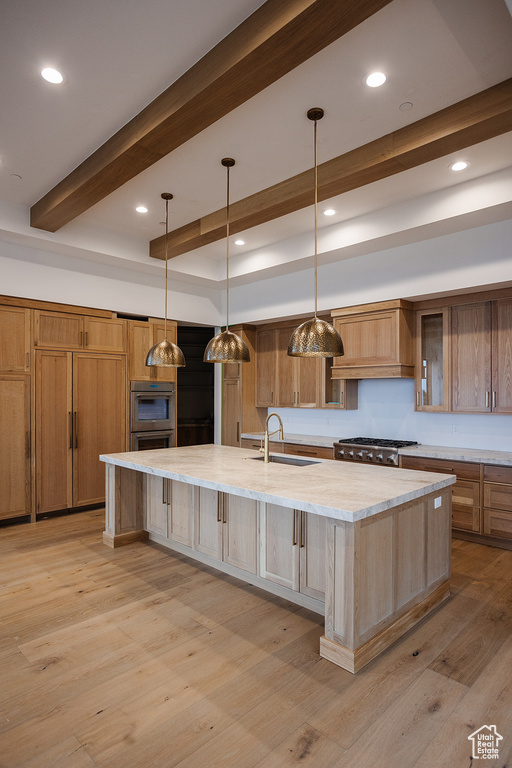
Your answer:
[321,489,451,673]
[222,495,259,574]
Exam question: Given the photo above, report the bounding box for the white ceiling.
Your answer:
[1,0,512,288]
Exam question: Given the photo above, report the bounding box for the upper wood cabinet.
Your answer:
[414,308,450,412]
[128,320,177,382]
[331,300,414,379]
[255,327,276,407]
[451,300,512,414]
[256,323,358,410]
[34,310,127,353]
[0,306,31,372]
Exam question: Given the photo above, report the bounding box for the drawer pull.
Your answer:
[425,465,453,472]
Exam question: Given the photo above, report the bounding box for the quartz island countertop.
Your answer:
[100,443,455,524]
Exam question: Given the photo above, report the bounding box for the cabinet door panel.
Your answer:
[129,322,154,381]
[451,302,492,412]
[300,512,326,601]
[297,357,320,407]
[194,487,222,560]
[492,298,512,413]
[146,475,168,536]
[276,328,295,407]
[0,376,31,519]
[83,317,127,353]
[452,480,480,507]
[35,311,83,349]
[0,307,31,372]
[35,351,73,513]
[483,509,512,539]
[223,495,258,574]
[256,329,276,407]
[222,379,241,446]
[73,354,126,507]
[168,480,194,547]
[261,504,299,591]
[451,504,480,532]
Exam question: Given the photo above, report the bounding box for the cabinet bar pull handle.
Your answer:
[297,450,316,456]
[340,391,344,407]
[73,412,78,448]
[69,412,73,449]
[416,391,420,407]
[223,498,227,524]
[492,391,496,409]
[270,391,273,405]
[84,331,88,347]
[25,431,30,459]
[80,331,83,347]
[299,511,305,548]
[26,352,30,369]
[485,391,490,408]
[425,465,453,472]
[217,493,222,523]
[236,422,240,443]
[292,510,297,546]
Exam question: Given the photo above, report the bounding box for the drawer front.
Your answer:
[483,482,512,512]
[483,464,512,484]
[400,455,480,480]
[284,443,333,460]
[240,439,262,451]
[452,479,480,507]
[452,503,480,532]
[483,509,512,539]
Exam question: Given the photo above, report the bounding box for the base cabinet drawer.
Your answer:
[452,503,480,532]
[283,443,333,460]
[483,482,512,512]
[452,479,480,508]
[484,509,512,539]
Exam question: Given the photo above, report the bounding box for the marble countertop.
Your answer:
[100,444,455,524]
[399,444,512,466]
[242,433,512,466]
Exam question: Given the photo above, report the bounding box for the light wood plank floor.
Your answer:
[1,509,511,767]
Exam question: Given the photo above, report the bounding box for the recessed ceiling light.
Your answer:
[323,208,336,216]
[450,161,469,172]
[234,239,245,245]
[41,67,63,84]
[135,205,148,213]
[365,72,386,88]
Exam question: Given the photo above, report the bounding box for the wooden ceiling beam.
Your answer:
[29,0,393,232]
[149,78,512,260]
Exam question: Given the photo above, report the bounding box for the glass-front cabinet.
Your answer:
[415,308,450,411]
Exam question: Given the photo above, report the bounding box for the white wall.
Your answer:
[0,240,221,326]
[228,218,512,323]
[270,379,512,452]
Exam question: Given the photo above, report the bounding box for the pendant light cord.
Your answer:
[164,197,169,340]
[226,163,230,331]
[314,116,318,319]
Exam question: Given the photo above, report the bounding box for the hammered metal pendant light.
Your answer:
[146,193,186,368]
[288,109,344,358]
[204,158,250,364]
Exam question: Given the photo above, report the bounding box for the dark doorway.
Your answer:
[176,326,215,446]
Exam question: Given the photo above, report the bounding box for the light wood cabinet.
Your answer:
[221,326,266,447]
[414,308,450,411]
[451,299,512,414]
[483,464,512,540]
[35,351,126,513]
[194,486,223,560]
[256,323,357,410]
[147,477,195,545]
[34,310,127,353]
[145,476,167,537]
[255,328,276,407]
[0,306,31,372]
[260,505,326,600]
[0,375,31,520]
[331,300,414,379]
[400,455,481,534]
[283,443,333,460]
[128,320,177,382]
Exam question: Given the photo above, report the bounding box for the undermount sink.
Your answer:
[250,454,321,467]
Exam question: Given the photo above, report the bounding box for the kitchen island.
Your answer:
[100,444,455,673]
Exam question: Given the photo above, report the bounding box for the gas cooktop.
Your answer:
[333,437,418,466]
